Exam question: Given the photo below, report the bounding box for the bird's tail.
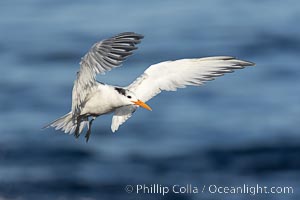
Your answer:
[43,112,88,134]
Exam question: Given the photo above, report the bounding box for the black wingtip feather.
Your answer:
[110,49,133,57]
[111,44,138,51]
[114,32,144,40]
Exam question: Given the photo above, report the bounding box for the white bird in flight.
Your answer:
[44,32,255,142]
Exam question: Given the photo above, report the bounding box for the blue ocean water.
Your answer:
[0,0,299,199]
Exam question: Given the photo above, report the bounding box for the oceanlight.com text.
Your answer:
[125,184,294,196]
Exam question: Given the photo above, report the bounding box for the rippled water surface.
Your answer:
[0,0,300,200]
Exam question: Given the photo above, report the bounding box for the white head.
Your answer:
[115,87,152,111]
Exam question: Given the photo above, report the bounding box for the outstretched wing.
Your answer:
[111,56,255,131]
[128,56,255,102]
[72,32,144,116]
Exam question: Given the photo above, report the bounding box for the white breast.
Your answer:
[80,84,124,116]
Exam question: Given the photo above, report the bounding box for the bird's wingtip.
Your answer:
[111,126,118,133]
[244,60,256,66]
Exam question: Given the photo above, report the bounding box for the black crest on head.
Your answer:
[115,87,126,96]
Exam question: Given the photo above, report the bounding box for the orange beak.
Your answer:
[132,100,152,111]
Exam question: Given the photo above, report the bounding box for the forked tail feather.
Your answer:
[43,112,88,135]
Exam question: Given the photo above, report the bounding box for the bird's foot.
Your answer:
[85,129,91,143]
[85,118,94,143]
[74,117,81,138]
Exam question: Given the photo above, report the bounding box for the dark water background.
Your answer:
[0,0,300,199]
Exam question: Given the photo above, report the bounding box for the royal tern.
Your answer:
[44,32,255,142]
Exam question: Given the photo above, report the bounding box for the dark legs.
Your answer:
[74,116,81,138]
[85,117,95,143]
[74,115,96,142]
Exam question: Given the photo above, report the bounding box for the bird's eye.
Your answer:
[127,95,132,99]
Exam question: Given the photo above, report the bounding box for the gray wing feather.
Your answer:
[72,32,143,116]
